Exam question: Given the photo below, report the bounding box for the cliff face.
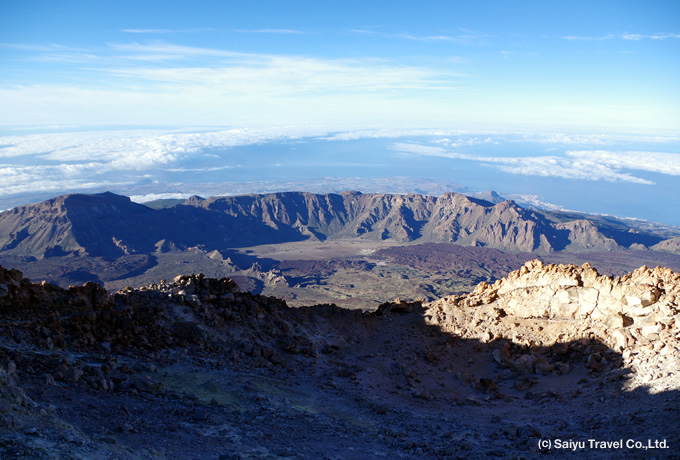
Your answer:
[192,192,558,250]
[190,191,438,241]
[0,191,674,259]
[420,195,558,252]
[554,219,620,251]
[153,191,678,253]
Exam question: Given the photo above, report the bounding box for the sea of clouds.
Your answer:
[1,126,678,223]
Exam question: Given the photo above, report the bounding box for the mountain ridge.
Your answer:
[0,190,677,261]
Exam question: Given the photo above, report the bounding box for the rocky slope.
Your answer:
[1,261,678,458]
[0,192,261,259]
[654,237,680,255]
[1,191,675,262]
[0,193,161,258]
[426,260,680,393]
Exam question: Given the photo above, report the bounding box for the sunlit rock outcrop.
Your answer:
[425,260,680,389]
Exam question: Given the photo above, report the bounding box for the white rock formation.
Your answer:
[425,260,680,391]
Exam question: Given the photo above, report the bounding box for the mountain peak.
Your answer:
[471,190,507,204]
[184,195,206,206]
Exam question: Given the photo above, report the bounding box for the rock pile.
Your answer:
[0,266,370,397]
[425,259,680,391]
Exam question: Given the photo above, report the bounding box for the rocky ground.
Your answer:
[1,261,679,459]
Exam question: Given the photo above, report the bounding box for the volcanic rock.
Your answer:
[0,260,678,457]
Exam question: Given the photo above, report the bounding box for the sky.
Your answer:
[0,1,679,226]
[2,0,679,130]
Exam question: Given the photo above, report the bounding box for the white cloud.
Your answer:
[390,142,465,159]
[563,32,680,41]
[166,165,239,173]
[521,133,614,145]
[322,129,468,141]
[0,130,186,169]
[349,29,379,35]
[0,41,464,127]
[233,29,308,34]
[4,37,677,131]
[0,163,126,197]
[493,156,654,185]
[389,142,680,185]
[101,54,458,93]
[524,132,680,146]
[0,43,98,64]
[562,34,615,41]
[398,34,458,42]
[108,41,248,59]
[326,129,680,146]
[621,33,680,41]
[122,28,213,34]
[130,192,191,202]
[567,150,680,175]
[0,43,86,52]
[0,126,340,200]
[397,28,491,45]
[0,126,332,165]
[102,42,462,95]
[430,136,498,148]
[2,128,677,207]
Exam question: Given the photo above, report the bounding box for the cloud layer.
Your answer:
[390,142,680,185]
[1,127,679,227]
[0,40,462,127]
[0,126,680,206]
[0,126,331,199]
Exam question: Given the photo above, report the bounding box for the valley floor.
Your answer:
[5,240,680,312]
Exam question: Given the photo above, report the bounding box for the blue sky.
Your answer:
[0,1,679,226]
[2,0,679,130]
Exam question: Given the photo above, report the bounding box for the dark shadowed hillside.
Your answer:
[1,261,678,458]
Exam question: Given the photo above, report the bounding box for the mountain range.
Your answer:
[1,190,678,261]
